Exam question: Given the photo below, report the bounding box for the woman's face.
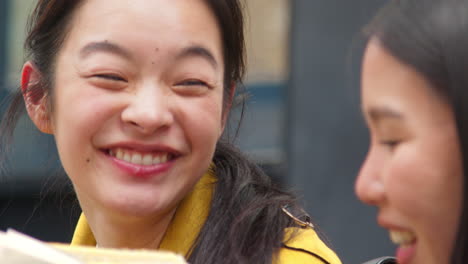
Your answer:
[356,42,463,264]
[42,0,225,218]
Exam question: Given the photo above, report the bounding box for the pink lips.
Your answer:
[100,142,181,178]
[106,151,174,178]
[396,244,416,264]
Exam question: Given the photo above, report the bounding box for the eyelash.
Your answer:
[94,74,126,82]
[91,74,211,92]
[178,79,209,87]
[380,140,400,149]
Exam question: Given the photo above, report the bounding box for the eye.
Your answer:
[87,73,128,90]
[93,74,127,82]
[177,79,209,87]
[380,140,400,150]
[173,79,213,96]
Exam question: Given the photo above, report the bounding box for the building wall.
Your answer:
[288,0,394,263]
[244,0,290,84]
[0,0,9,86]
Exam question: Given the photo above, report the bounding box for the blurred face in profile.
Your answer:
[356,41,463,264]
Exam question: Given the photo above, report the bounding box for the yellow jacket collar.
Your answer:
[71,170,216,258]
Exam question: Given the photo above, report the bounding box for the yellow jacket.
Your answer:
[71,172,341,264]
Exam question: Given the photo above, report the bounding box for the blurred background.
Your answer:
[0,0,393,263]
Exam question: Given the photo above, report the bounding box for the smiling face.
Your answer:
[35,0,225,219]
[356,41,463,264]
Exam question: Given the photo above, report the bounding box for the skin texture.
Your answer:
[356,41,463,264]
[23,0,226,249]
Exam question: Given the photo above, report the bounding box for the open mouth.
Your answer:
[390,230,417,264]
[390,230,416,246]
[105,148,177,166]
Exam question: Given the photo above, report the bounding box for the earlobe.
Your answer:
[21,61,53,134]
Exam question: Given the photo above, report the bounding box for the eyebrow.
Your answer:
[79,41,218,69]
[79,41,132,60]
[175,45,218,69]
[366,106,404,121]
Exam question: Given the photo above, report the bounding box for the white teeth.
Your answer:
[109,148,170,166]
[116,149,123,160]
[142,154,153,165]
[131,153,142,164]
[389,230,416,245]
[153,155,161,164]
[123,152,131,163]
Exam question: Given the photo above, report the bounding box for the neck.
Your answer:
[83,205,177,249]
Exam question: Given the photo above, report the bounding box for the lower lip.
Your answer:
[396,243,416,264]
[105,153,174,178]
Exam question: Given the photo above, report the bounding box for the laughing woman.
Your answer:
[356,0,468,263]
[0,0,341,263]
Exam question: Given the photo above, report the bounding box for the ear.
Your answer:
[221,82,237,132]
[21,61,53,134]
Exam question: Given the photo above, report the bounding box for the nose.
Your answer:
[121,82,174,135]
[355,146,386,206]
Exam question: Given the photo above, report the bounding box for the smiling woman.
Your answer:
[0,0,340,264]
[355,0,468,264]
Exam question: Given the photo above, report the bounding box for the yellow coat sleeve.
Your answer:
[276,228,342,264]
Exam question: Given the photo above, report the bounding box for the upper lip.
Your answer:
[100,141,183,156]
[377,214,411,232]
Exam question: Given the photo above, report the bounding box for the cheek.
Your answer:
[179,94,224,146]
[387,143,462,222]
[53,75,120,130]
[385,152,425,212]
[52,83,119,168]
[391,143,462,262]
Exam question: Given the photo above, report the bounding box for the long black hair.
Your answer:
[363,0,468,263]
[0,1,303,263]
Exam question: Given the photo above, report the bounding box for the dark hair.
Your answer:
[363,0,468,263]
[0,1,303,263]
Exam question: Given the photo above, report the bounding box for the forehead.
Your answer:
[62,0,223,62]
[361,41,453,125]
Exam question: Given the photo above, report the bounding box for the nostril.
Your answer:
[129,121,140,127]
[121,105,174,135]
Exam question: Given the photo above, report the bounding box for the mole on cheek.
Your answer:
[86,158,90,163]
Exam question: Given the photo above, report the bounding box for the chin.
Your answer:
[99,193,171,219]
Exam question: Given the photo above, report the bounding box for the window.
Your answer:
[234,0,290,168]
